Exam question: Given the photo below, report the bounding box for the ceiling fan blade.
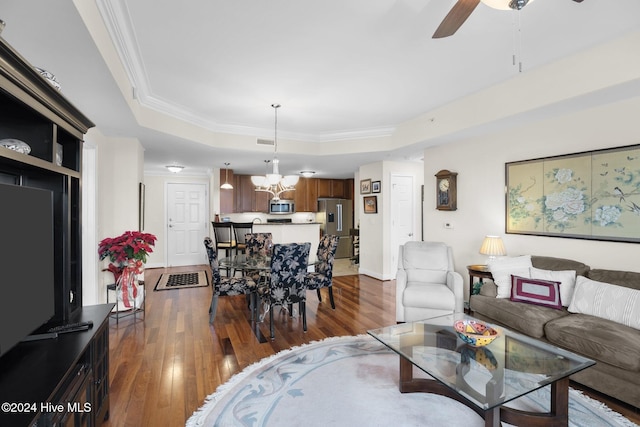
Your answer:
[432,0,481,39]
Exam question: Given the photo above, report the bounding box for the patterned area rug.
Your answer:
[186,335,637,427]
[154,270,209,291]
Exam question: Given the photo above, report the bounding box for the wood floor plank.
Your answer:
[102,265,640,426]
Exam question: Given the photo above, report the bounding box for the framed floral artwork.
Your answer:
[505,144,640,242]
[363,195,377,214]
[360,179,372,194]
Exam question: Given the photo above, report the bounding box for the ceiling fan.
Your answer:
[432,0,584,39]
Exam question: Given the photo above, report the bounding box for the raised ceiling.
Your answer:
[2,0,640,177]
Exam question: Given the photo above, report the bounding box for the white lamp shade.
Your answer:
[220,182,233,190]
[283,175,299,187]
[251,176,268,187]
[479,235,507,257]
[266,173,282,185]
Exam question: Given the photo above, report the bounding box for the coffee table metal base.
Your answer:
[399,357,569,427]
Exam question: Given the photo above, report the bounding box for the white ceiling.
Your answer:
[2,0,640,177]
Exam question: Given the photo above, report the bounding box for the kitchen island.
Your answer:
[254,222,321,261]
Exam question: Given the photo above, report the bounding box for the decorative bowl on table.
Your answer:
[454,319,499,347]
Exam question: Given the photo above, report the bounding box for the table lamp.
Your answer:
[479,235,506,262]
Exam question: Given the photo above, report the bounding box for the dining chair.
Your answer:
[305,234,340,309]
[211,222,236,276]
[232,222,254,256]
[268,242,311,340]
[244,232,273,282]
[204,237,256,324]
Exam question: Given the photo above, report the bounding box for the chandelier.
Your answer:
[251,104,299,201]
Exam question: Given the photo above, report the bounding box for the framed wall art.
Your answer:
[360,179,372,194]
[372,180,381,193]
[139,182,146,231]
[363,195,377,214]
[506,144,640,242]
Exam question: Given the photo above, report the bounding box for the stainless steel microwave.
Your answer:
[269,199,295,214]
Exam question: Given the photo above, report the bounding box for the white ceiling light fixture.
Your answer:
[166,165,184,173]
[221,162,233,189]
[481,0,534,10]
[300,171,315,178]
[251,104,299,201]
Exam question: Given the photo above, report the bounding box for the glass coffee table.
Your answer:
[368,313,595,427]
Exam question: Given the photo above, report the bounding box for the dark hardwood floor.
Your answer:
[103,265,639,426]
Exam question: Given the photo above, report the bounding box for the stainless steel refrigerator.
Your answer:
[317,198,353,259]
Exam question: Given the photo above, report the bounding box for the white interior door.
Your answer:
[390,175,415,272]
[167,183,208,266]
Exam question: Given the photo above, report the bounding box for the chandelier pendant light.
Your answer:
[221,162,233,189]
[251,104,299,201]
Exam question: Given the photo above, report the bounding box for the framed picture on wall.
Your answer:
[360,179,372,194]
[363,195,377,214]
[139,182,145,231]
[372,180,381,193]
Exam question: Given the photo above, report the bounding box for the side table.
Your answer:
[466,264,493,313]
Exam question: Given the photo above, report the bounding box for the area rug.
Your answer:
[186,335,637,427]
[154,270,209,291]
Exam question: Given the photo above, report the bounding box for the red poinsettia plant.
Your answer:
[98,230,157,278]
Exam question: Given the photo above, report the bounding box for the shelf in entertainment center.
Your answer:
[0,147,82,178]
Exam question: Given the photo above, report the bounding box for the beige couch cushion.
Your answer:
[470,294,569,338]
[546,314,640,372]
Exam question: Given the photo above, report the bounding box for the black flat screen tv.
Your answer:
[0,183,55,357]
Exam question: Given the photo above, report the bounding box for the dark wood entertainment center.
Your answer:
[0,37,112,426]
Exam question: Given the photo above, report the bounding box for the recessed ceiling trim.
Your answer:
[96,0,397,144]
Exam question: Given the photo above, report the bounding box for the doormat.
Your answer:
[154,270,209,291]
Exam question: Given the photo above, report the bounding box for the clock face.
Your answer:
[439,178,450,192]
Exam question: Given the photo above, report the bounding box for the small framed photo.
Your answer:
[360,179,372,194]
[363,195,377,214]
[372,180,381,193]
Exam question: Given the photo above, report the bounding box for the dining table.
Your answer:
[219,252,318,321]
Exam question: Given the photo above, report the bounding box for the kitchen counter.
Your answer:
[254,222,320,260]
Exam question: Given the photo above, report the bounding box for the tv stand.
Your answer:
[0,304,112,427]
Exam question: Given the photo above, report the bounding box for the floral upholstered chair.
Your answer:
[244,232,273,283]
[268,242,311,340]
[305,234,340,309]
[204,237,256,324]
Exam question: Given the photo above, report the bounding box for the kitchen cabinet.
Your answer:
[317,178,346,198]
[292,177,318,212]
[232,174,269,213]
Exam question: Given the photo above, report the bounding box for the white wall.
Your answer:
[422,95,640,300]
[358,160,424,280]
[89,131,145,302]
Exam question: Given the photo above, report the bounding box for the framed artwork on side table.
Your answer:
[372,180,381,193]
[363,195,377,214]
[360,179,372,194]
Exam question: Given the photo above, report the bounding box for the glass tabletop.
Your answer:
[220,254,271,271]
[368,313,595,410]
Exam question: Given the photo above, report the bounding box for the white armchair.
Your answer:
[396,241,464,323]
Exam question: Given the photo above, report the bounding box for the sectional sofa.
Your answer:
[470,255,640,408]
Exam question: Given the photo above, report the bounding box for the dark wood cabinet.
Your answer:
[293,177,318,212]
[0,37,110,427]
[0,305,113,427]
[224,176,352,213]
[317,178,347,198]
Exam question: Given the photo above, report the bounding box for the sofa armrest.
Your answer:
[446,271,464,313]
[396,268,408,322]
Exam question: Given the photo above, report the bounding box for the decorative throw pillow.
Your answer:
[529,267,576,307]
[487,255,532,298]
[568,276,640,330]
[510,275,563,310]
